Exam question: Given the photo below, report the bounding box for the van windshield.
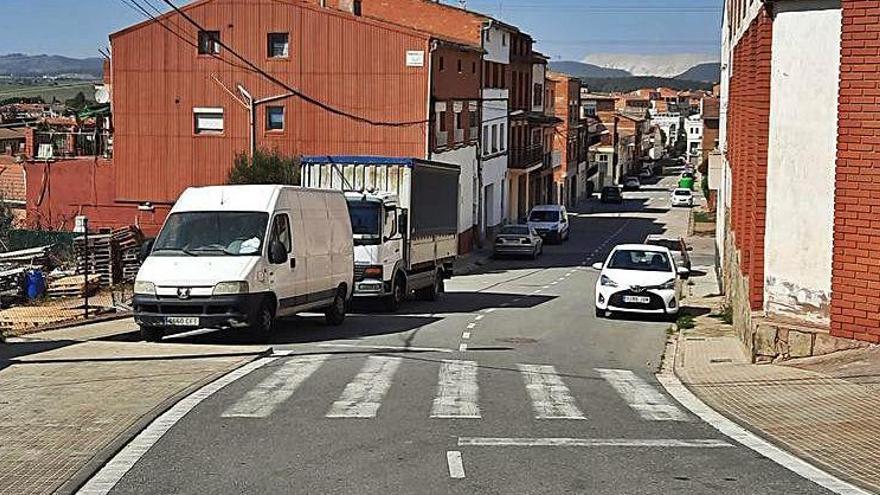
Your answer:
[153,211,269,256]
[347,201,381,245]
[529,210,560,222]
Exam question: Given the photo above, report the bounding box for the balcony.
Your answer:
[509,144,543,170]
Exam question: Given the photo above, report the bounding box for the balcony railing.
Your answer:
[509,144,543,170]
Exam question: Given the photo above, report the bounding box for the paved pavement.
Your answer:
[0,334,267,495]
[54,171,837,494]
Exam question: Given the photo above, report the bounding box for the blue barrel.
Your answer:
[25,270,46,300]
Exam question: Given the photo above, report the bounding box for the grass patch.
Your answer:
[676,314,696,330]
[693,211,714,223]
[711,305,734,325]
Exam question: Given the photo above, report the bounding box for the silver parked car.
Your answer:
[494,225,544,259]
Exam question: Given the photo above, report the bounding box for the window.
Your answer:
[271,214,292,254]
[469,106,478,129]
[439,56,445,71]
[457,59,462,73]
[352,0,362,16]
[197,30,220,55]
[491,124,498,153]
[499,123,506,151]
[193,107,223,134]
[483,126,489,155]
[502,33,507,46]
[267,33,289,58]
[266,106,284,131]
[439,111,448,132]
[472,61,477,74]
[533,83,543,107]
[455,109,464,131]
[485,29,491,42]
[383,209,398,239]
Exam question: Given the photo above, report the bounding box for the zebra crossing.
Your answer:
[220,355,690,422]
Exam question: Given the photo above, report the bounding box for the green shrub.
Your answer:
[228,148,300,185]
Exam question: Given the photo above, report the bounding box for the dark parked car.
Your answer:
[601,186,623,204]
[644,234,692,271]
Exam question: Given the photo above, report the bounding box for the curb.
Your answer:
[3,311,133,341]
[54,347,273,495]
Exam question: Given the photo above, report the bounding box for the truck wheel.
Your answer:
[251,299,276,343]
[384,275,405,312]
[140,325,164,342]
[325,287,347,326]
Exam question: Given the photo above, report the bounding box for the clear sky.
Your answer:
[0,0,722,61]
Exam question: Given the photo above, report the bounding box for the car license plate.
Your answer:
[165,316,199,326]
[623,296,651,304]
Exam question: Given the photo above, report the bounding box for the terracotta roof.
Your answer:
[0,127,25,140]
[0,156,26,203]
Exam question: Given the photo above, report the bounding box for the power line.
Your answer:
[156,0,429,127]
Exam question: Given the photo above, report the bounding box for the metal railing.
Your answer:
[509,144,543,169]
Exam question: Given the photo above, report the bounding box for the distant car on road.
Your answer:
[639,168,653,180]
[528,205,570,243]
[600,186,623,204]
[493,225,543,259]
[670,188,694,207]
[592,244,689,319]
[622,177,641,191]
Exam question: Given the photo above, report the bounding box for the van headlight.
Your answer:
[134,281,156,295]
[213,281,249,295]
[600,275,618,288]
[660,279,676,290]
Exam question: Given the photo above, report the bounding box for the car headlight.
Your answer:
[660,278,676,290]
[134,281,156,295]
[600,275,618,287]
[213,281,249,295]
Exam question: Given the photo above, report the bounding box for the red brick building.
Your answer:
[718,0,880,358]
[25,0,481,236]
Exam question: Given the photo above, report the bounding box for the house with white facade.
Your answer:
[686,115,703,165]
[479,22,512,236]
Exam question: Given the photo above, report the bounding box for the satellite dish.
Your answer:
[94,84,110,104]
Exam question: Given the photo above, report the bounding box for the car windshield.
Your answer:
[347,201,382,245]
[530,210,560,222]
[603,188,619,194]
[674,190,692,196]
[153,211,269,256]
[607,250,672,272]
[500,226,530,235]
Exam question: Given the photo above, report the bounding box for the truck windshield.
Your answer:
[152,211,269,256]
[347,201,382,245]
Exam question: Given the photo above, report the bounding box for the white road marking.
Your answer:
[658,374,872,495]
[431,360,481,418]
[314,343,453,353]
[326,356,401,418]
[457,437,732,448]
[458,343,468,352]
[76,357,274,495]
[542,285,551,290]
[484,308,496,313]
[462,332,471,340]
[517,364,585,420]
[551,281,559,285]
[475,315,484,321]
[596,368,688,421]
[467,323,477,329]
[446,451,466,479]
[222,355,327,418]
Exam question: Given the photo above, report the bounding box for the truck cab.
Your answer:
[346,191,405,299]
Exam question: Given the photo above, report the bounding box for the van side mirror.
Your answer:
[139,238,155,262]
[269,240,287,264]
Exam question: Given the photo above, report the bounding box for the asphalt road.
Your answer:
[104,174,832,495]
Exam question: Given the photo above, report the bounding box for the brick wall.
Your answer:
[831,0,880,342]
[726,8,772,311]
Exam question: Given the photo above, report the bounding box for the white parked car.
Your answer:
[528,205,570,243]
[592,244,689,319]
[671,188,694,207]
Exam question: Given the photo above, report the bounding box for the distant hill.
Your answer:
[675,63,720,83]
[549,61,631,79]
[0,53,103,77]
[582,76,713,93]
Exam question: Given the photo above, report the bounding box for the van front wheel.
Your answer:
[325,287,347,326]
[140,325,164,342]
[251,299,276,343]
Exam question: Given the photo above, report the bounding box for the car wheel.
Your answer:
[140,325,164,342]
[531,247,538,260]
[325,286,347,326]
[252,298,276,343]
[384,275,405,312]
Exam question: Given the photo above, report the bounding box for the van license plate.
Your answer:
[623,296,651,304]
[165,316,199,327]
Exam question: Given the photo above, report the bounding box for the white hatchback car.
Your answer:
[592,244,689,318]
[671,188,694,207]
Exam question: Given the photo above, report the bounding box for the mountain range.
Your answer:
[0,54,103,77]
[549,60,721,83]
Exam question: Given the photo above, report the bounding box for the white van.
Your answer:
[133,185,354,342]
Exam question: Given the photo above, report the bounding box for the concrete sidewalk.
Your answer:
[0,326,268,495]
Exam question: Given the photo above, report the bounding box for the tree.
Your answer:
[227,148,300,185]
[64,91,87,111]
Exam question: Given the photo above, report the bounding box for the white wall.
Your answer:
[482,155,506,229]
[432,145,479,235]
[482,25,511,65]
[763,1,841,324]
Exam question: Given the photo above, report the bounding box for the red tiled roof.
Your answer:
[0,156,25,202]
